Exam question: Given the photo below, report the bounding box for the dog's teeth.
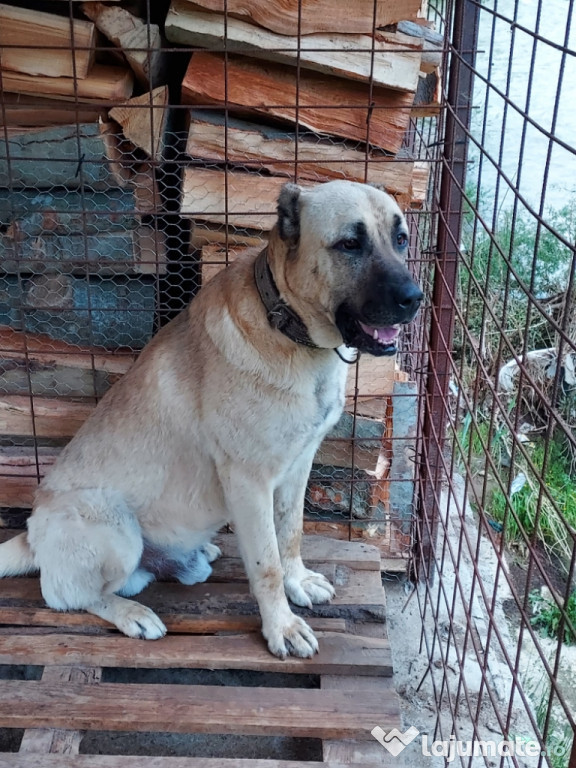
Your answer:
[373,329,379,340]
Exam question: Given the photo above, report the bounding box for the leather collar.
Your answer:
[254,249,319,349]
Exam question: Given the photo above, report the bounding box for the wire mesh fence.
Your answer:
[0,0,574,764]
[411,0,576,765]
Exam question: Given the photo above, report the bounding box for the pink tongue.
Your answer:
[360,323,399,344]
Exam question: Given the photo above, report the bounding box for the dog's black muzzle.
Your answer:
[335,267,423,356]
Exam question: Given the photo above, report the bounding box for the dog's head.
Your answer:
[271,180,423,356]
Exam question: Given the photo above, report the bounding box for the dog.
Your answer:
[0,180,422,658]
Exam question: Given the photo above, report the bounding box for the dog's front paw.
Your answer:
[284,568,335,609]
[262,612,319,659]
[116,603,167,641]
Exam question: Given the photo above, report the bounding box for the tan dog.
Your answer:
[0,180,422,658]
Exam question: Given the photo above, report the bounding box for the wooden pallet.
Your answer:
[0,533,398,766]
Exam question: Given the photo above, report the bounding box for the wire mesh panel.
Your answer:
[413,0,576,764]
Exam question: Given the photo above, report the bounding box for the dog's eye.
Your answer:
[397,233,409,248]
[335,238,361,252]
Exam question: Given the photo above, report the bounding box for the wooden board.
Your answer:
[110,86,168,160]
[0,226,166,276]
[166,3,422,92]
[1,64,134,104]
[0,123,130,190]
[0,273,156,349]
[181,167,306,229]
[0,3,96,79]
[187,111,417,196]
[0,94,107,128]
[181,52,415,154]
[178,0,422,35]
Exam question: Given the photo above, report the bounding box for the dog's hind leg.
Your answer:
[27,488,166,640]
[0,532,37,576]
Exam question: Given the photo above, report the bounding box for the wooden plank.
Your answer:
[179,0,421,36]
[1,64,134,104]
[0,227,165,276]
[0,630,391,676]
[0,328,134,400]
[0,94,107,127]
[215,533,382,571]
[181,52,414,154]
[0,395,93,438]
[110,86,168,160]
[0,448,57,508]
[322,674,394,764]
[0,578,386,621]
[0,680,400,738]
[0,603,347,635]
[19,665,101,755]
[181,167,304,229]
[0,273,156,349]
[81,2,163,88]
[0,123,130,190]
[396,19,444,74]
[187,111,417,195]
[0,326,135,376]
[0,4,95,79]
[0,757,385,768]
[0,189,147,235]
[166,3,422,92]
[192,224,266,250]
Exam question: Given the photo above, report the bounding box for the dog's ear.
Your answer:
[277,183,301,245]
[367,182,387,194]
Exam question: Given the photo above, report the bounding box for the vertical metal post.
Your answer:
[415,0,480,579]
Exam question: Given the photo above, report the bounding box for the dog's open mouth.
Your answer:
[335,306,401,356]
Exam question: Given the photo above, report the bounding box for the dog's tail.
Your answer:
[0,532,37,576]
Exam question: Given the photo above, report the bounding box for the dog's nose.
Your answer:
[393,281,424,315]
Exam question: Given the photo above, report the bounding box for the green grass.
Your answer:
[530,589,576,645]
[486,438,576,567]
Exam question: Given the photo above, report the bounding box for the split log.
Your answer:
[191,224,266,251]
[0,189,147,237]
[110,86,169,160]
[187,112,417,197]
[0,447,59,509]
[0,226,166,276]
[0,325,134,398]
[0,4,96,79]
[0,94,107,128]
[1,64,134,104]
[411,69,442,118]
[410,161,431,207]
[179,0,422,35]
[0,123,132,190]
[315,412,388,476]
[81,2,163,88]
[0,274,156,349]
[166,3,422,92]
[395,20,444,74]
[181,167,311,230]
[181,52,415,154]
[200,243,257,285]
[345,355,396,420]
[0,396,93,439]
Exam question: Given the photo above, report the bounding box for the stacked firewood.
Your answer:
[164,0,442,277]
[0,1,168,348]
